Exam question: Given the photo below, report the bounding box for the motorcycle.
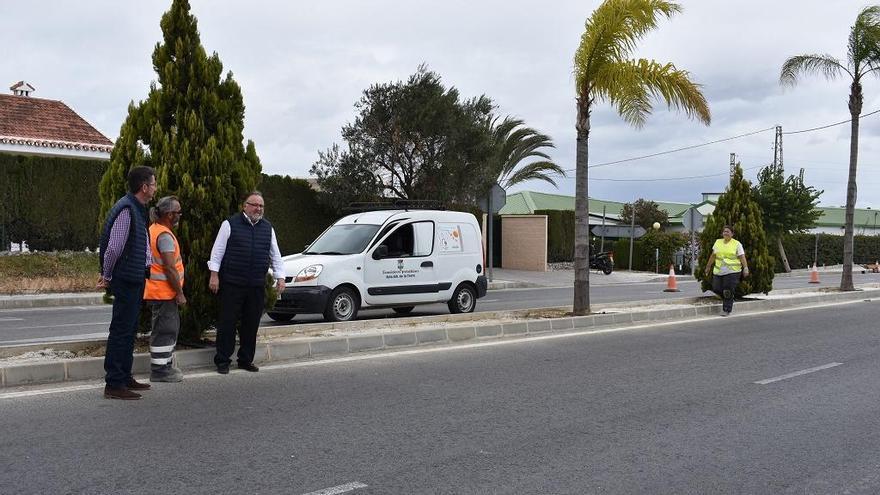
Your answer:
[590,251,614,275]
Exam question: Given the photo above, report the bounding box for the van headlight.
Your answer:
[294,264,323,282]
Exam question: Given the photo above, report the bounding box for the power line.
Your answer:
[559,108,880,174]
[580,127,775,171]
[783,108,880,135]
[558,164,763,182]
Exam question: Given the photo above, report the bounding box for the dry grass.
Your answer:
[0,252,98,295]
[0,275,97,295]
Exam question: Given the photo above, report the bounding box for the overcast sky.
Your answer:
[4,0,880,210]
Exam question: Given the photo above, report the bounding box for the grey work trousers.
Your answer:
[148,300,180,373]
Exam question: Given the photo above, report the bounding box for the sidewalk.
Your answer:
[489,267,677,288]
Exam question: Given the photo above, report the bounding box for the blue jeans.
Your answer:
[104,278,145,387]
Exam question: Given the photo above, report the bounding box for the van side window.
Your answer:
[380,221,434,258]
[412,222,434,256]
[369,222,399,250]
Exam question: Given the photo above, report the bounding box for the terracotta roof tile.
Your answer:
[0,94,113,147]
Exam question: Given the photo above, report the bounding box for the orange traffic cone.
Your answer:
[663,264,680,292]
[809,263,820,284]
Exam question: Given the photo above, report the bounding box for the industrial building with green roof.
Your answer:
[499,190,880,235]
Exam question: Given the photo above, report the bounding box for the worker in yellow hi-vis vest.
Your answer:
[704,225,750,317]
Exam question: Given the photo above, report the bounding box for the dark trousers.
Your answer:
[712,272,741,313]
[214,283,264,367]
[104,278,145,387]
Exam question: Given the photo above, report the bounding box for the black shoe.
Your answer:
[126,378,151,390]
[237,362,259,372]
[217,365,229,375]
[104,385,142,400]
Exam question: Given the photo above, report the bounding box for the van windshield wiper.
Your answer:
[302,251,319,255]
[318,251,346,255]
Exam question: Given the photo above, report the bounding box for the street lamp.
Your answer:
[653,222,661,273]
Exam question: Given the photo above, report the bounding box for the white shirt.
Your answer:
[207,213,285,279]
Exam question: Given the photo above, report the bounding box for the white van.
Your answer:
[270,209,488,322]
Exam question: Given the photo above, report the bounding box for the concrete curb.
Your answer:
[2,288,876,389]
[0,293,105,310]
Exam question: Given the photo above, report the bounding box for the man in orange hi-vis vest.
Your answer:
[143,196,186,382]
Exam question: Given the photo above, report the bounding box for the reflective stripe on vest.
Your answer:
[144,223,185,300]
[712,238,742,274]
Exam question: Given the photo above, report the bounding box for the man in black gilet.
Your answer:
[208,191,286,374]
[98,166,157,400]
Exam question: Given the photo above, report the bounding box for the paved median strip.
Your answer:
[754,362,843,385]
[0,288,876,389]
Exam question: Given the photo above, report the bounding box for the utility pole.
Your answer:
[773,125,784,172]
[729,153,736,178]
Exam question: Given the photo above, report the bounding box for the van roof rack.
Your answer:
[344,200,447,212]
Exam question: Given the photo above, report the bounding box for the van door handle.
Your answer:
[421,261,434,268]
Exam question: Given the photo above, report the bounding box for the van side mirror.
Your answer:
[373,245,388,260]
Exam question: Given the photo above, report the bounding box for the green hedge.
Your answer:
[781,233,880,269]
[260,174,338,255]
[613,231,688,272]
[0,154,106,251]
[536,209,575,262]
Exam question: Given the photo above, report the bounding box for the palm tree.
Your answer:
[572,0,711,314]
[780,6,880,291]
[487,116,565,189]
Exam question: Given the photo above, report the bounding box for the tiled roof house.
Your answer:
[0,81,113,160]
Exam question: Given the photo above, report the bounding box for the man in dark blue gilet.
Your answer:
[98,166,157,400]
[208,191,286,374]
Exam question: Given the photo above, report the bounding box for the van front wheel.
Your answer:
[448,283,476,314]
[324,287,359,322]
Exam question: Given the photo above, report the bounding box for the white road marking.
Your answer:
[301,482,368,495]
[754,363,843,385]
[0,317,24,322]
[0,384,102,399]
[10,321,110,331]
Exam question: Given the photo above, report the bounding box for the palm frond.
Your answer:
[780,54,848,86]
[486,116,562,189]
[850,6,880,76]
[593,58,710,128]
[501,161,566,189]
[575,0,681,96]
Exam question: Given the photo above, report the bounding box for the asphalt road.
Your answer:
[0,272,877,345]
[2,299,880,494]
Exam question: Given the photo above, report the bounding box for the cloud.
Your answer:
[2,0,878,208]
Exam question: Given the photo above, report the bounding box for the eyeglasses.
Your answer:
[245,202,265,209]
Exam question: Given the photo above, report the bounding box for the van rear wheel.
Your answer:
[448,283,476,314]
[324,287,359,322]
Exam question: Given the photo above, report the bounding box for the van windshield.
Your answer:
[304,224,381,255]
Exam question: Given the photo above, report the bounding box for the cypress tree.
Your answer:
[695,164,774,297]
[99,0,262,341]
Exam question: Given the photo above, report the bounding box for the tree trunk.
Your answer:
[777,236,791,273]
[573,98,591,315]
[841,81,862,291]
